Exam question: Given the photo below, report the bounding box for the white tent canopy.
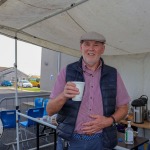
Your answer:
[0,0,150,57]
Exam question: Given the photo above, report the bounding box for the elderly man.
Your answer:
[47,31,130,150]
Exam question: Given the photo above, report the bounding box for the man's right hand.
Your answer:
[63,82,80,99]
[46,82,80,116]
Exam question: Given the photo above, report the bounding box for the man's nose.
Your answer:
[88,45,94,50]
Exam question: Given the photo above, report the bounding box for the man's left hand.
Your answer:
[81,114,112,135]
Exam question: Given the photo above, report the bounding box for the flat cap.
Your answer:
[80,31,106,43]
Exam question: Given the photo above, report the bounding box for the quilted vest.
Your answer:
[56,57,117,149]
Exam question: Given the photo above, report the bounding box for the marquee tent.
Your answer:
[1,0,150,149]
[0,0,150,57]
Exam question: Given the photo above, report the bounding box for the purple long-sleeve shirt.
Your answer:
[50,62,130,134]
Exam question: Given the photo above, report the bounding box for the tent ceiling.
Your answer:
[0,0,150,57]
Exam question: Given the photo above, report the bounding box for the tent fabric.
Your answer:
[103,53,150,101]
[0,0,150,57]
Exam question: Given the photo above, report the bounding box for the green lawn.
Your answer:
[18,87,40,92]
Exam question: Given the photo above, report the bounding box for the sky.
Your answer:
[0,34,42,76]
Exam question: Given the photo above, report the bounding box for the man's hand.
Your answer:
[63,82,80,99]
[47,82,80,116]
[81,115,112,135]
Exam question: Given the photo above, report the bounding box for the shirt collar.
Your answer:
[82,59,102,71]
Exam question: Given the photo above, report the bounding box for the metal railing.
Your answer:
[0,92,52,150]
[0,93,50,113]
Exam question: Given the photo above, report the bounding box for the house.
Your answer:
[0,67,28,84]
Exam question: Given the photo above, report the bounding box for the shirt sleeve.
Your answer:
[116,72,131,107]
[50,67,66,99]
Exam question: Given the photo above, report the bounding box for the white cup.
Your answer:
[42,115,48,122]
[72,81,85,101]
[50,114,58,125]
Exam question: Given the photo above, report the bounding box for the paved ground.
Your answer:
[0,87,25,93]
[0,87,50,99]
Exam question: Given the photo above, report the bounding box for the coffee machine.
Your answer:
[131,95,148,124]
[139,95,148,120]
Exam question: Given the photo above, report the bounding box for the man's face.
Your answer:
[80,40,105,67]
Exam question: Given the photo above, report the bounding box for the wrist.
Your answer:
[61,92,68,100]
[105,117,114,127]
[110,115,116,126]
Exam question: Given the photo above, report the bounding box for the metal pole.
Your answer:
[14,34,20,150]
[57,52,61,74]
[36,123,39,150]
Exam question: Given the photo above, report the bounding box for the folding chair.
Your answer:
[43,99,49,116]
[34,97,44,108]
[24,97,44,114]
[0,110,20,150]
[0,111,3,139]
[20,107,44,127]
[19,107,44,148]
[0,119,3,139]
[1,110,17,128]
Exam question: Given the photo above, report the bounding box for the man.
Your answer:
[46,31,130,150]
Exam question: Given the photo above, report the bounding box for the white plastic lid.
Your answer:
[127,121,131,127]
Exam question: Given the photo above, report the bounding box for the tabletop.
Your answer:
[115,132,149,150]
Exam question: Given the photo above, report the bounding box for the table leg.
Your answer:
[54,129,57,150]
[36,123,39,150]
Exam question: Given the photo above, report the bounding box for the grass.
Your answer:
[18,87,40,92]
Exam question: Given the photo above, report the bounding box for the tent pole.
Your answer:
[14,33,20,150]
[57,52,61,74]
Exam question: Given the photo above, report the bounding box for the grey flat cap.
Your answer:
[80,31,106,43]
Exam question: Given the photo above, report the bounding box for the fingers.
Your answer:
[64,82,80,98]
[81,115,104,135]
[82,123,96,135]
[89,114,99,119]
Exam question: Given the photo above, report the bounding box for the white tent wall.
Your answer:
[103,52,150,110]
[40,48,78,92]
[104,53,150,138]
[40,49,59,92]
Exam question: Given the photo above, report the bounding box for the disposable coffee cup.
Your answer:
[51,114,58,125]
[72,81,85,101]
[42,115,48,122]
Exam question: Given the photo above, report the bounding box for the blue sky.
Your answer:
[0,34,42,76]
